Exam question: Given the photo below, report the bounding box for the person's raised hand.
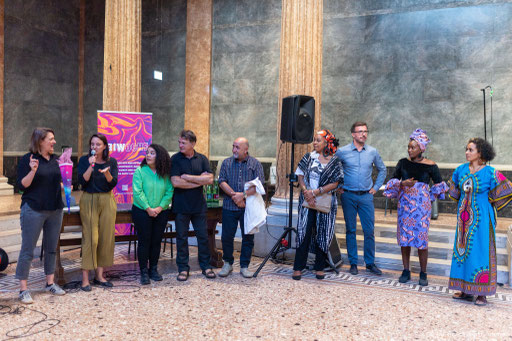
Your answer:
[29,155,39,172]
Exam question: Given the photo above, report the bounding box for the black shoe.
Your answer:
[419,271,428,286]
[202,269,216,279]
[149,266,163,281]
[316,273,325,280]
[93,278,114,288]
[398,269,411,283]
[292,274,301,280]
[349,264,358,275]
[140,268,150,285]
[80,284,92,292]
[366,264,382,275]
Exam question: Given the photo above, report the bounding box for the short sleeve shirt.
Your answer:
[170,151,212,214]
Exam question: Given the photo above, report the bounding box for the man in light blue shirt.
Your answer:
[335,121,386,276]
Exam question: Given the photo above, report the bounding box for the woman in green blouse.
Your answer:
[132,144,174,285]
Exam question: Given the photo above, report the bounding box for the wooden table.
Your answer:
[55,203,223,285]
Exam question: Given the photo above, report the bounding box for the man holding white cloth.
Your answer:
[218,137,265,278]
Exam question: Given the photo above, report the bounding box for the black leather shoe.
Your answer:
[398,269,411,283]
[419,271,428,286]
[93,278,114,287]
[140,268,150,285]
[316,273,325,280]
[149,266,163,281]
[366,264,382,275]
[80,284,92,292]
[292,274,301,280]
[349,264,358,275]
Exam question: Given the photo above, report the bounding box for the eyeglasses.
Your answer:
[354,130,369,134]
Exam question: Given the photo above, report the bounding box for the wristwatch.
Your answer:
[243,191,247,199]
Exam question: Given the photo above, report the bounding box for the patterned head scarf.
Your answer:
[409,128,431,152]
[317,129,339,156]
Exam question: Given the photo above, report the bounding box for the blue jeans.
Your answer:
[221,209,254,268]
[16,203,63,280]
[341,191,376,266]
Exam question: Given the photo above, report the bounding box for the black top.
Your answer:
[16,152,64,211]
[391,158,443,184]
[78,155,118,193]
[170,151,212,214]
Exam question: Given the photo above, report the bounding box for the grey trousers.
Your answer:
[15,203,63,280]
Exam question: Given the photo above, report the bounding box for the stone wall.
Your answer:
[210,0,281,158]
[141,0,187,151]
[322,0,512,165]
[4,0,79,153]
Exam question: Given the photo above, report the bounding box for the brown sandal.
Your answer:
[452,292,473,300]
[474,296,487,306]
[177,270,189,282]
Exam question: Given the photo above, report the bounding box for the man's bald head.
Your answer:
[232,137,249,160]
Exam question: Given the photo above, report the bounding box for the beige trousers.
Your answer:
[79,192,117,270]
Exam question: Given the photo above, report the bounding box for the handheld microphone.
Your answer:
[91,150,96,168]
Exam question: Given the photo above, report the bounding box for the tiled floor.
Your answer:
[1,244,512,340]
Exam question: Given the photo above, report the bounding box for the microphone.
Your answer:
[91,150,96,168]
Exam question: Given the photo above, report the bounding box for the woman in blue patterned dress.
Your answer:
[449,138,512,306]
[384,129,448,286]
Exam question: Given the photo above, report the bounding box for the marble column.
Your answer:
[78,0,85,157]
[254,0,323,257]
[0,0,3,175]
[184,0,212,158]
[103,0,141,112]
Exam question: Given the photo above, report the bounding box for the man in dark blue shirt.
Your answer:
[336,122,386,276]
[218,137,264,278]
[171,130,215,281]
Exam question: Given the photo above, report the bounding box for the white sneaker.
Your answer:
[19,290,33,304]
[45,283,66,296]
[240,267,254,278]
[218,263,233,277]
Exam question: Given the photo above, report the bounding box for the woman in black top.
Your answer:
[77,134,118,291]
[383,129,447,286]
[16,128,66,304]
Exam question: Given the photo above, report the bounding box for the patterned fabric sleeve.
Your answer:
[297,153,310,175]
[448,166,461,202]
[383,178,400,198]
[489,170,512,211]
[430,181,449,201]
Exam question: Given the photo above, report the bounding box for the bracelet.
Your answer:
[319,187,324,194]
[312,190,316,197]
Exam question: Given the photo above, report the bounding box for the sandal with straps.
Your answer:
[474,296,487,306]
[452,292,474,301]
[177,270,189,282]
[202,269,216,279]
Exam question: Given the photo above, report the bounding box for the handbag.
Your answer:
[303,192,332,213]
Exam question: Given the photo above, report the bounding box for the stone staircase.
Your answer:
[0,214,42,264]
[0,177,14,196]
[334,219,510,284]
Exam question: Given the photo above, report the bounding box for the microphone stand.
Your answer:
[481,86,492,141]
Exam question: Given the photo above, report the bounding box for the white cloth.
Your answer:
[243,177,267,235]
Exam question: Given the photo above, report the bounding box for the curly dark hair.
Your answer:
[141,143,171,178]
[467,137,495,162]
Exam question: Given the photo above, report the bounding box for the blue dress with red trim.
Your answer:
[448,164,512,296]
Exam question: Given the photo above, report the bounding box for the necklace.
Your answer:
[470,163,484,174]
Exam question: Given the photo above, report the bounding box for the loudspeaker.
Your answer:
[280,95,315,144]
[0,248,8,272]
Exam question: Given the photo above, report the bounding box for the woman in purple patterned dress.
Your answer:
[384,129,448,286]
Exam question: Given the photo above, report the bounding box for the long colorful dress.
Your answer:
[383,158,448,249]
[448,164,512,296]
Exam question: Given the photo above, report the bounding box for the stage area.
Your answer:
[0,244,512,340]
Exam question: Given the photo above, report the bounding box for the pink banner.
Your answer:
[97,111,152,235]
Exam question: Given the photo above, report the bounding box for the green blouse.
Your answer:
[132,165,174,210]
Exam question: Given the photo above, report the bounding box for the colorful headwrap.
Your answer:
[409,128,431,152]
[317,129,339,156]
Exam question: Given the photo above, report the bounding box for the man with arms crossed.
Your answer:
[218,137,264,278]
[336,122,386,275]
[171,130,216,281]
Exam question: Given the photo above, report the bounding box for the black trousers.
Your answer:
[132,205,169,270]
[293,209,327,271]
[174,212,212,272]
